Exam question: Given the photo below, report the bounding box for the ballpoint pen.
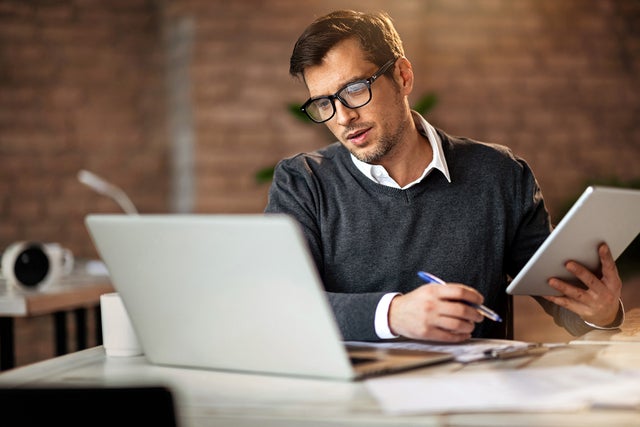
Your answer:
[417,271,503,322]
[484,343,549,359]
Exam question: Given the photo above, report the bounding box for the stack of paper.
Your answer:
[366,364,640,414]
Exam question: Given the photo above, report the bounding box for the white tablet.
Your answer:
[506,186,640,296]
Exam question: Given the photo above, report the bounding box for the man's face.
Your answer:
[303,38,411,164]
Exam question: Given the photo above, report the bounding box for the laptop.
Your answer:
[507,186,640,296]
[85,214,452,381]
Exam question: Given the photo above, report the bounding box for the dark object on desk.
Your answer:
[0,386,178,427]
[1,241,74,292]
[4,243,49,288]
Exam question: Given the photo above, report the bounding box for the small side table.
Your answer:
[0,271,113,370]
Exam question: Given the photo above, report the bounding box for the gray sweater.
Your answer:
[265,128,593,340]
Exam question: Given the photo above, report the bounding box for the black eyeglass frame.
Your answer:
[300,58,397,124]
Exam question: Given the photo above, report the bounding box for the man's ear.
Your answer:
[395,57,414,96]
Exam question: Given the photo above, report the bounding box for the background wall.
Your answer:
[1,0,639,360]
[1,0,638,257]
[0,0,168,257]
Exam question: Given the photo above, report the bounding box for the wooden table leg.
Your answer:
[0,317,15,370]
[54,312,67,356]
[95,305,103,345]
[74,308,87,350]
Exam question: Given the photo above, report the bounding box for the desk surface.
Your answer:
[1,311,640,427]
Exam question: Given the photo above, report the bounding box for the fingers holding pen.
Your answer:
[388,284,484,342]
[417,271,502,322]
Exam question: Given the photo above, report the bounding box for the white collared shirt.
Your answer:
[351,111,451,188]
[350,112,451,339]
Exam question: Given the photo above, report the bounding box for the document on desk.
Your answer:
[366,364,640,414]
[345,338,537,363]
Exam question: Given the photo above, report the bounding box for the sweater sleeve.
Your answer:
[534,296,625,336]
[265,155,384,341]
[504,157,552,278]
[534,297,594,336]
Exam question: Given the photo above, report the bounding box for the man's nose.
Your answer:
[334,101,358,126]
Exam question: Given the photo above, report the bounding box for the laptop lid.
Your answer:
[507,186,640,296]
[85,214,451,380]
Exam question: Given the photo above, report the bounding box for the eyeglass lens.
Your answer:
[301,58,396,123]
[305,82,371,123]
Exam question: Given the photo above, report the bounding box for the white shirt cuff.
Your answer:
[375,292,401,339]
[584,299,625,330]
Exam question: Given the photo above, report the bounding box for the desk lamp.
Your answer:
[78,170,138,215]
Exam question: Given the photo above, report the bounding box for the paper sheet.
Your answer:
[345,338,533,363]
[365,364,640,414]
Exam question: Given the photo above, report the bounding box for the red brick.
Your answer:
[0,0,639,258]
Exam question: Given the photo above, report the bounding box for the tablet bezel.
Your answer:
[506,186,640,296]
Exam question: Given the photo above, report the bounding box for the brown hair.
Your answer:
[289,10,405,79]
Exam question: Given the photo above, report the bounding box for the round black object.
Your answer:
[13,244,49,288]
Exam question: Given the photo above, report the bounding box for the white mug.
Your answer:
[1,241,74,292]
[100,292,143,357]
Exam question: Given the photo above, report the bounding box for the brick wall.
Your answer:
[176,0,640,219]
[1,0,639,260]
[0,0,168,257]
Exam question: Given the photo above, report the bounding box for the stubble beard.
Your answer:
[350,115,409,164]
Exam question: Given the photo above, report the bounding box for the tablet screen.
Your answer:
[506,186,640,296]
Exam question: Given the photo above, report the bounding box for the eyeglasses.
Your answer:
[300,58,397,123]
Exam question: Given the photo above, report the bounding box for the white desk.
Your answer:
[1,310,639,426]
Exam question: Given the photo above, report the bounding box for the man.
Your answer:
[265,10,623,342]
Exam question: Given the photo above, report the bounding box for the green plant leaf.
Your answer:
[255,166,275,184]
[287,103,311,123]
[412,93,438,115]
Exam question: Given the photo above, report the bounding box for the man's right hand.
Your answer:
[388,283,485,342]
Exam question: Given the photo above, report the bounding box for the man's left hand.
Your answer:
[544,243,622,327]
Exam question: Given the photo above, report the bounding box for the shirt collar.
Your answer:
[350,111,451,189]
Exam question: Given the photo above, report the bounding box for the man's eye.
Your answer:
[315,99,332,110]
[344,82,368,96]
